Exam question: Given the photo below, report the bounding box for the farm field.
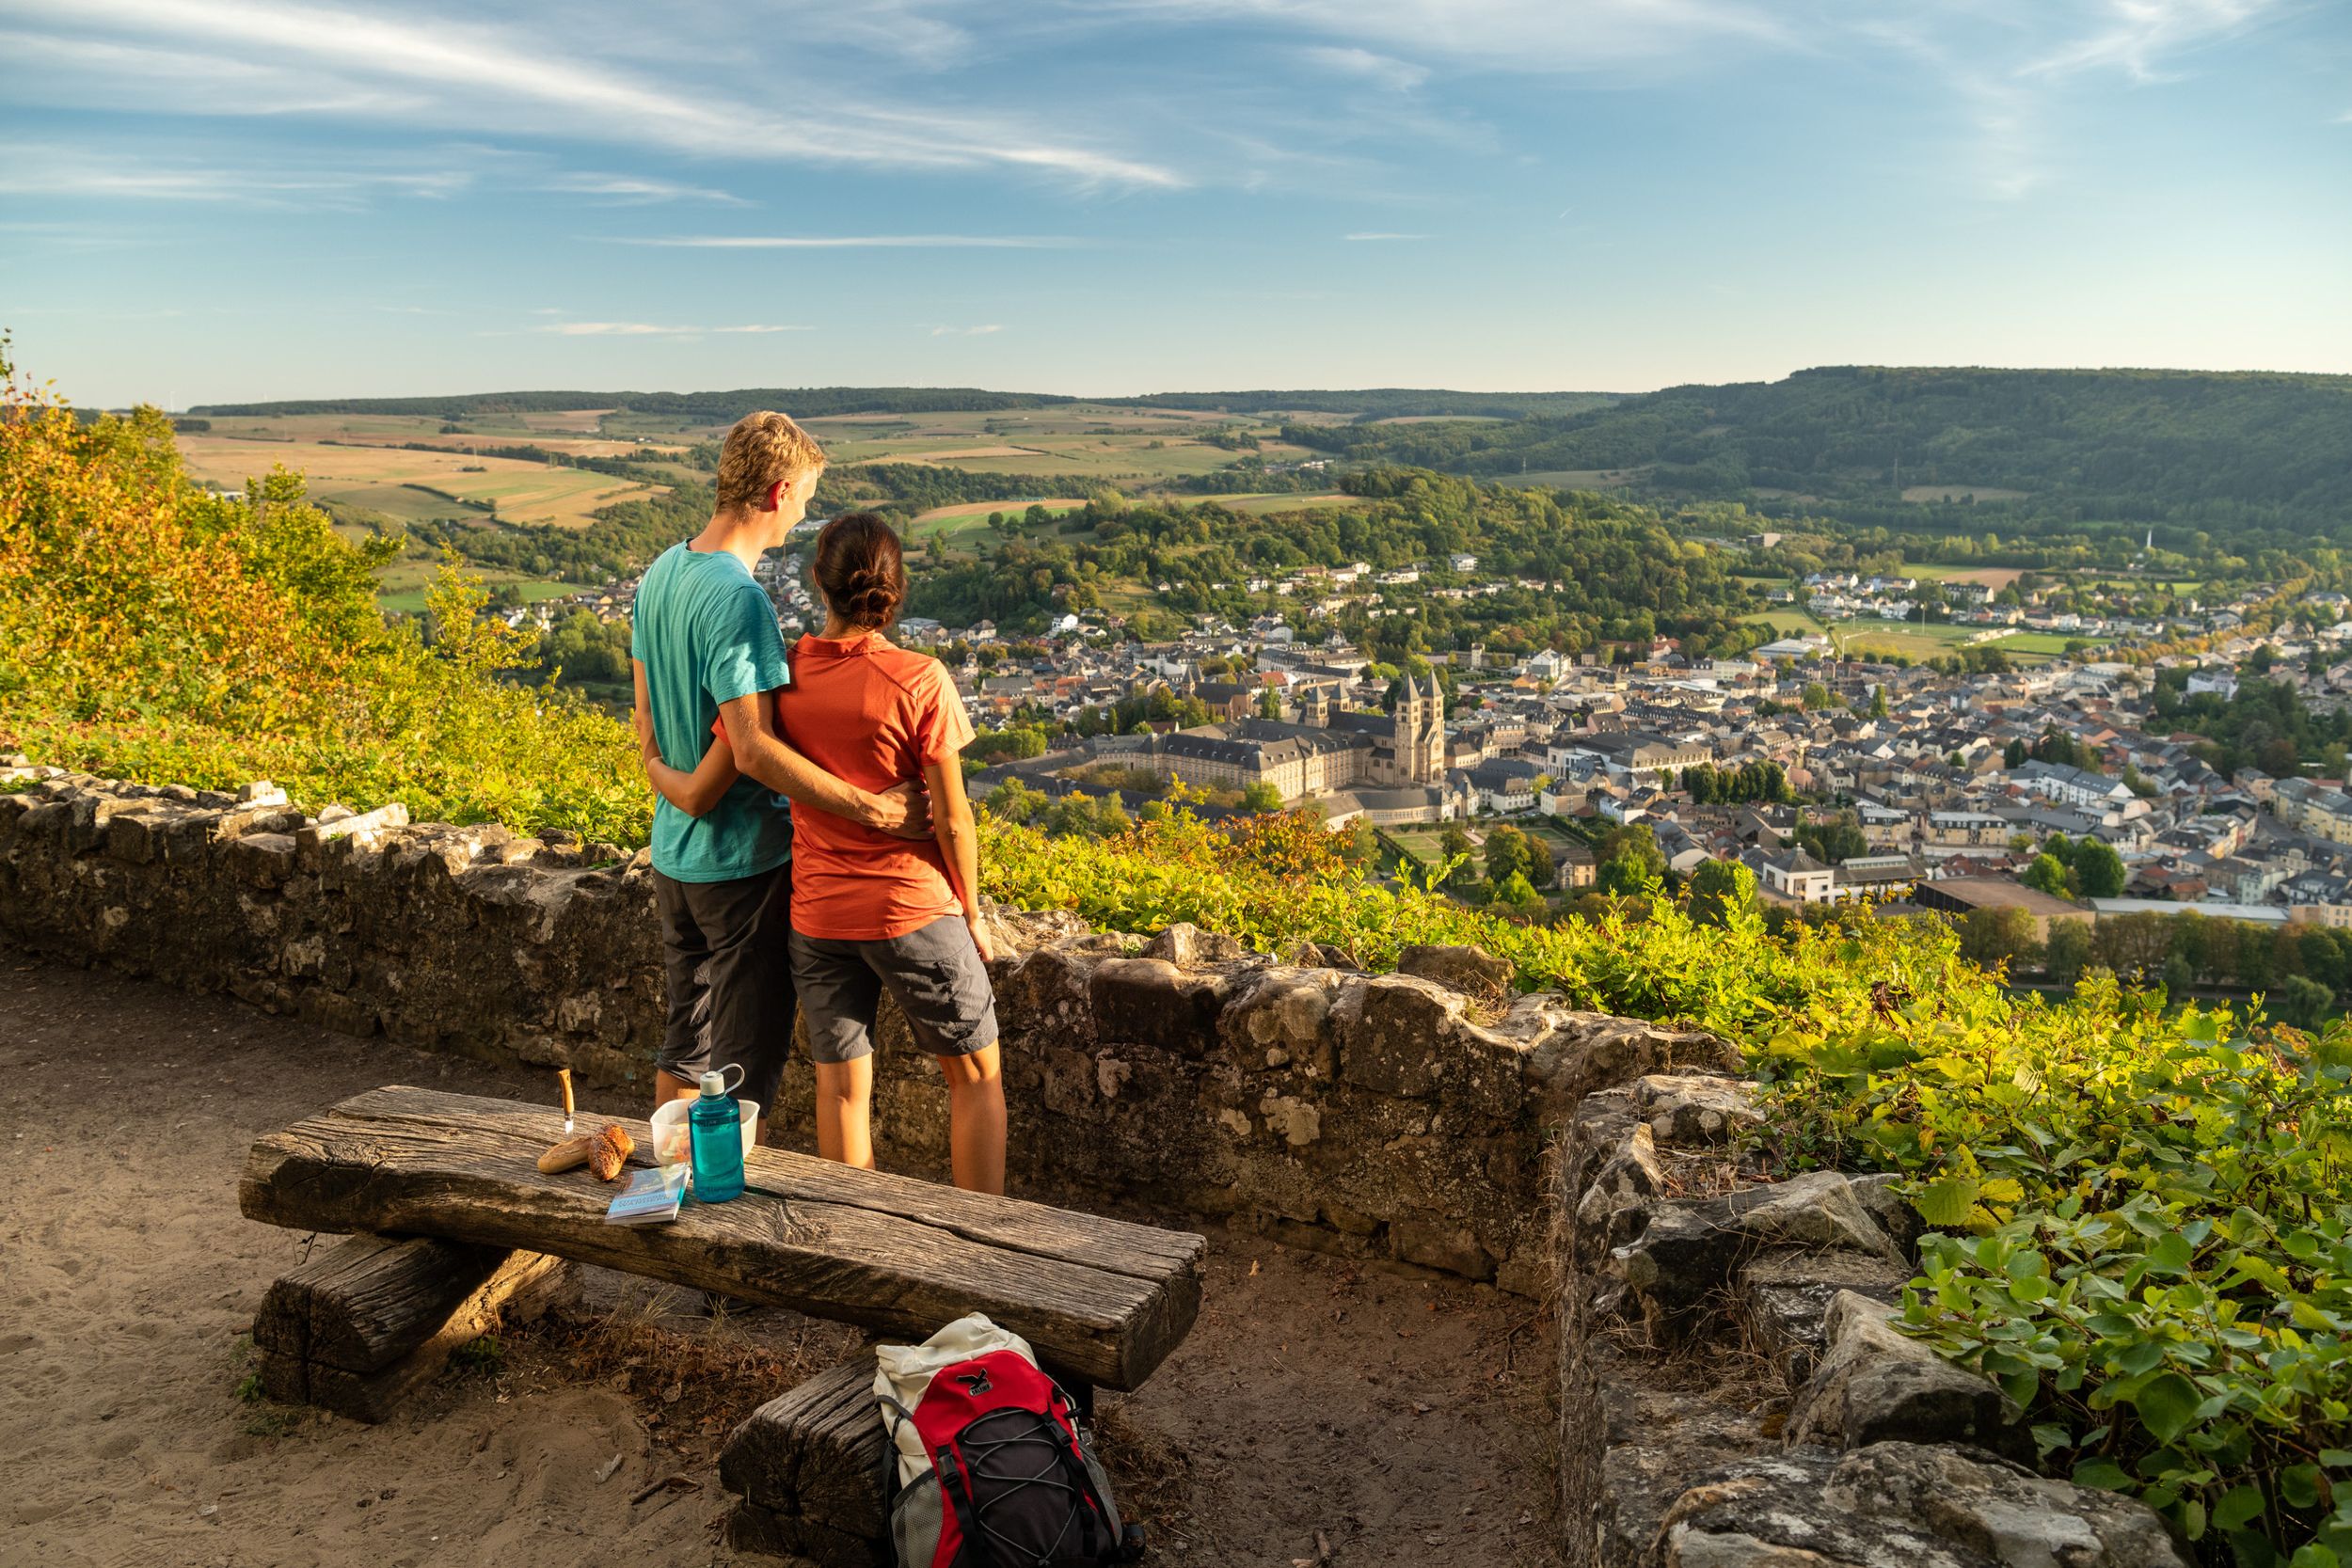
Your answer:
[192,409,679,460]
[907,499,1085,547]
[1179,491,1345,515]
[1902,562,2026,589]
[1901,484,2029,503]
[803,404,1305,484]
[368,549,580,616]
[1503,468,1642,490]
[176,434,663,529]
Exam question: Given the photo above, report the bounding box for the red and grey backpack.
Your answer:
[880,1346,1143,1567]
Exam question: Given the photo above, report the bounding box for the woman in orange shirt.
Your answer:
[646,513,1005,1195]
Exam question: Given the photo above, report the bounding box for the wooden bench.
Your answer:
[241,1085,1206,1556]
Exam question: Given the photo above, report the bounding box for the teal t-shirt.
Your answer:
[630,543,794,882]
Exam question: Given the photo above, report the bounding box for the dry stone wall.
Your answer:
[0,769,1726,1293]
[2,766,2192,1563]
[1550,1073,2188,1567]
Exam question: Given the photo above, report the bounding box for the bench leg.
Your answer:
[251,1234,577,1422]
[720,1351,892,1564]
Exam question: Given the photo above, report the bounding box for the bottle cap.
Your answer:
[699,1069,726,1097]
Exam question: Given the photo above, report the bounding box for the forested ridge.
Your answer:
[1287,365,2352,537]
[909,467,1765,654]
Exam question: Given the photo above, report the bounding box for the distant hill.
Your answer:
[1283,365,2352,534]
[191,366,2352,540]
[192,386,1615,423]
[191,387,1076,420]
[1111,388,1616,419]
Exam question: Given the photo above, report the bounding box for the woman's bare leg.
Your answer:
[813,1057,875,1168]
[936,1045,1005,1195]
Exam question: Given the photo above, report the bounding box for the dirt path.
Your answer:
[0,958,1556,1567]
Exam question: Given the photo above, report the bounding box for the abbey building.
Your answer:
[1147,673,1462,824]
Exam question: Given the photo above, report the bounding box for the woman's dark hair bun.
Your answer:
[813,511,907,629]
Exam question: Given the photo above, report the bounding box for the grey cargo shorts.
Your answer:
[788,914,999,1064]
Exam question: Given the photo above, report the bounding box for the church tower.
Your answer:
[1392,673,1444,784]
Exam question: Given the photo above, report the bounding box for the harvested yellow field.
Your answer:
[851,445,1053,464]
[175,436,661,529]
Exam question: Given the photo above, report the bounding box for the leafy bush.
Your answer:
[0,350,647,842]
[1761,974,2352,1565]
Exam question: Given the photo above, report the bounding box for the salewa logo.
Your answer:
[953,1369,993,1396]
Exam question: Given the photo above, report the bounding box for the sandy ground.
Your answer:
[0,958,1557,1568]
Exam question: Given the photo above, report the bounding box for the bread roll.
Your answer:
[589,1122,634,1180]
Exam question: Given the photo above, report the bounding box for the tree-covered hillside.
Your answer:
[1285,365,2352,537]
[909,467,1765,657]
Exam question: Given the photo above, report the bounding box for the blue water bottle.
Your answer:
[689,1064,746,1203]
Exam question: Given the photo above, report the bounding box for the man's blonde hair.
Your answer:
[714,410,825,513]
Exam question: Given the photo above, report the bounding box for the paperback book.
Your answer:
[603,1164,690,1226]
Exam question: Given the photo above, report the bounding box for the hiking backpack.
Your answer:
[881,1346,1143,1567]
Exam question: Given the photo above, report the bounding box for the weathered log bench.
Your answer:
[241,1085,1207,1557]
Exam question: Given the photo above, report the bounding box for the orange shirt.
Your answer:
[774,631,975,941]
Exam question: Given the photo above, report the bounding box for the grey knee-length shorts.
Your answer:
[788,915,999,1064]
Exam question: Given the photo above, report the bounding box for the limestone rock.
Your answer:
[1282,939,1359,971]
[1738,1250,1913,1385]
[1334,973,1464,1098]
[1653,1442,2188,1568]
[1087,957,1230,1055]
[1785,1292,2026,1459]
[1142,922,1248,969]
[1633,1073,1764,1146]
[1612,1173,1899,1331]
[1396,942,1513,998]
[1846,1172,1928,1259]
[1522,1009,1742,1114]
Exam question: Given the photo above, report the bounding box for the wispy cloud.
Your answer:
[4,0,1184,189]
[1343,230,1426,241]
[1301,45,1427,92]
[532,321,811,336]
[2020,0,2277,82]
[1107,0,1792,73]
[613,234,1086,249]
[930,324,1006,335]
[540,172,748,205]
[0,141,471,205]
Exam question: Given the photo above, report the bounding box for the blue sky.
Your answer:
[3,0,2347,406]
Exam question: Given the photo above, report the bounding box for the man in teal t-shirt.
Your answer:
[628,411,927,1129]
